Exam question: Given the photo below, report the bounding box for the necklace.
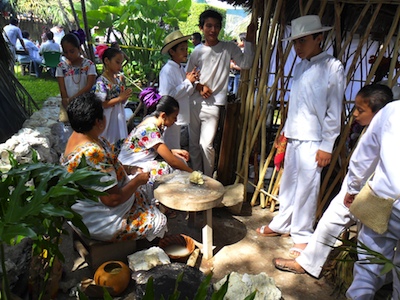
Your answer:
[103,72,116,84]
[70,59,83,85]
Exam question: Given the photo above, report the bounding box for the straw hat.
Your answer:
[161,30,191,55]
[282,15,332,41]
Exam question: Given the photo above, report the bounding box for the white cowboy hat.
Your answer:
[161,30,191,55]
[282,15,332,41]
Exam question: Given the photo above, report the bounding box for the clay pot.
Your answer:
[94,261,131,296]
[159,234,195,262]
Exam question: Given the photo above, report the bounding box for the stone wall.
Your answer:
[0,96,63,170]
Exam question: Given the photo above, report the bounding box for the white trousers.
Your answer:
[269,139,321,244]
[189,99,220,177]
[164,123,181,150]
[296,174,356,277]
[346,199,400,300]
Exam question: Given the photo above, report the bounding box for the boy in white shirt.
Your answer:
[159,31,199,150]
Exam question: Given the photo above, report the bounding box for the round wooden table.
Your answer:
[154,171,225,259]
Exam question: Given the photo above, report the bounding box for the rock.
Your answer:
[127,246,170,272]
[132,263,213,299]
[213,271,282,300]
[218,183,244,214]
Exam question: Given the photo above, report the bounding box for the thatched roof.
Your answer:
[221,0,398,41]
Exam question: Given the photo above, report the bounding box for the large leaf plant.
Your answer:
[0,151,113,299]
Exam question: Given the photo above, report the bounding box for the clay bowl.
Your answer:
[159,234,195,262]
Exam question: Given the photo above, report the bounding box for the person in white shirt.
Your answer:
[51,24,65,45]
[343,100,400,299]
[39,31,61,55]
[16,31,42,77]
[159,30,198,150]
[2,17,26,71]
[191,32,202,49]
[256,15,345,258]
[186,9,255,176]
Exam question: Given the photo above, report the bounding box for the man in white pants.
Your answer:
[186,9,255,176]
[343,100,400,299]
[272,84,393,277]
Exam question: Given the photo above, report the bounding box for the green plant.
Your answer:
[14,70,60,110]
[0,152,113,299]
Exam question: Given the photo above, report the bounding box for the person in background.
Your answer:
[16,31,42,77]
[40,26,50,44]
[228,32,246,95]
[256,15,345,259]
[272,84,393,277]
[40,31,61,54]
[2,17,27,72]
[159,30,198,150]
[191,32,202,49]
[94,47,132,145]
[62,93,167,242]
[51,24,65,45]
[186,9,256,177]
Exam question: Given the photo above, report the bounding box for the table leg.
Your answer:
[202,209,213,259]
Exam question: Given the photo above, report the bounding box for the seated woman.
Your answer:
[61,93,167,242]
[118,95,193,183]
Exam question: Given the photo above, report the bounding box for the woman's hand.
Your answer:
[133,171,150,185]
[171,149,190,162]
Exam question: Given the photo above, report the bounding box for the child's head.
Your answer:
[102,47,124,74]
[284,15,332,60]
[61,33,81,63]
[168,41,189,64]
[199,10,223,45]
[354,84,393,126]
[151,95,179,128]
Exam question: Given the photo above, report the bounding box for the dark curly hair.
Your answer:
[67,93,104,133]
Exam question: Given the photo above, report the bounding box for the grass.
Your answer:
[15,66,60,110]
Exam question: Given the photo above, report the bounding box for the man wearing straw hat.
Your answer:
[186,9,256,177]
[159,30,199,150]
[256,15,345,258]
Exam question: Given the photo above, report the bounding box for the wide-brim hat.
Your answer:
[161,30,191,55]
[282,15,332,41]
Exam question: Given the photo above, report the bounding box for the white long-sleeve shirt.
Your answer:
[159,60,194,125]
[186,40,254,106]
[347,100,400,200]
[283,51,345,153]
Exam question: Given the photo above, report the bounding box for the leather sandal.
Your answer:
[256,225,290,237]
[273,258,306,274]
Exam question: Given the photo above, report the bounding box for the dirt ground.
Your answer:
[57,200,348,300]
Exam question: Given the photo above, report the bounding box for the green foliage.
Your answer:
[0,152,113,298]
[74,0,192,86]
[15,70,59,111]
[179,3,227,38]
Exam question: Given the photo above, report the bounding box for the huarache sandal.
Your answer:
[289,247,304,258]
[256,225,290,237]
[273,258,306,274]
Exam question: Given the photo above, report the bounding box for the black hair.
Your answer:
[67,93,104,133]
[102,47,122,63]
[61,33,80,49]
[150,95,179,117]
[357,84,393,113]
[110,41,120,49]
[46,31,54,41]
[10,17,18,26]
[22,31,30,39]
[239,32,246,41]
[199,10,223,28]
[192,32,202,42]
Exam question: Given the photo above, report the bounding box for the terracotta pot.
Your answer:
[94,261,131,296]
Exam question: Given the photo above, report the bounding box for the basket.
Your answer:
[159,234,195,262]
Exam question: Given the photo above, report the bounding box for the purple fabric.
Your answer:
[139,87,161,108]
